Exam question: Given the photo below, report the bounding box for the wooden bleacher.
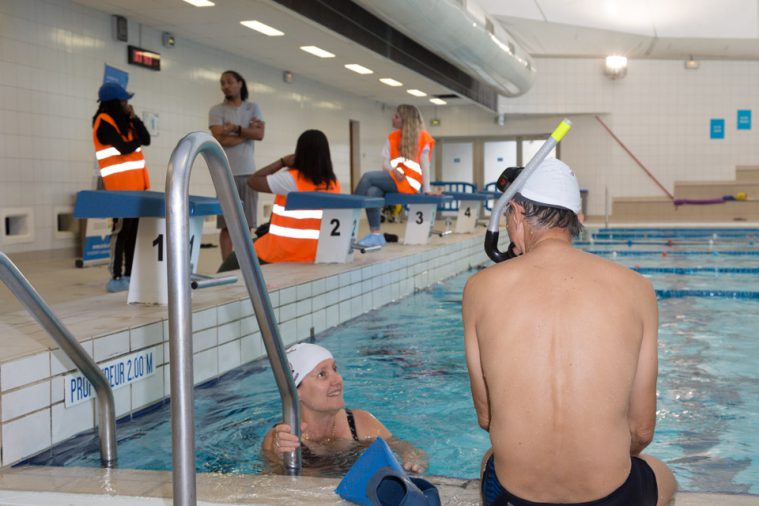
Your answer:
[609,166,759,223]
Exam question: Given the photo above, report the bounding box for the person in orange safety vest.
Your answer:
[91,82,151,292]
[217,129,340,271]
[352,104,437,250]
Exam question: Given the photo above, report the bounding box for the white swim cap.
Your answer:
[286,343,333,387]
[518,158,582,214]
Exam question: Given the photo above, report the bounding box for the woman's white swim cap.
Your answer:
[286,343,334,386]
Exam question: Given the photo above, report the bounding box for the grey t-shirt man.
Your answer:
[208,101,263,175]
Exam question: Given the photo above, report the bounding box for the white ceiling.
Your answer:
[72,0,759,111]
[478,0,759,59]
[72,0,461,107]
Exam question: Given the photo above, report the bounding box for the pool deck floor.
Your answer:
[0,466,756,505]
[2,220,759,505]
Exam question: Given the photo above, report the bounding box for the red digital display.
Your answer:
[127,45,161,71]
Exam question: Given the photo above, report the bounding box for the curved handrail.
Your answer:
[165,132,301,506]
[0,252,116,467]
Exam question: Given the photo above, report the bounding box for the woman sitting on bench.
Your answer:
[353,104,436,249]
[218,129,340,271]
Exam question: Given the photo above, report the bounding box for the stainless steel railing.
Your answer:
[165,132,301,506]
[0,252,117,467]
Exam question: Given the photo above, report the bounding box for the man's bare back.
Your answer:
[465,240,658,501]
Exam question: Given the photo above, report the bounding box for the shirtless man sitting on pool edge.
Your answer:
[463,158,676,506]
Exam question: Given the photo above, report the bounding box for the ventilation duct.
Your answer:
[352,0,535,97]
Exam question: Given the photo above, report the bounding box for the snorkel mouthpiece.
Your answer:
[485,118,572,263]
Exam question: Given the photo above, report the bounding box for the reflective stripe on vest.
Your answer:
[254,168,341,263]
[388,129,434,194]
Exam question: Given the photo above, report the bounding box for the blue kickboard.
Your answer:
[336,437,404,506]
[443,191,488,201]
[384,193,453,205]
[74,190,222,218]
[284,192,384,210]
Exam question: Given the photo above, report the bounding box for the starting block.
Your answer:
[443,192,489,233]
[284,192,384,263]
[74,190,223,304]
[384,193,453,245]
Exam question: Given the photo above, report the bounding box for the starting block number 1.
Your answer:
[128,217,203,304]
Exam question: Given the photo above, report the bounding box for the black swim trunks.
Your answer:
[481,455,658,506]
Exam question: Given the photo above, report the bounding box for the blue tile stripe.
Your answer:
[656,289,759,299]
[586,249,759,256]
[633,266,759,274]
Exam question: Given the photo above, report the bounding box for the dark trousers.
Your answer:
[112,218,139,278]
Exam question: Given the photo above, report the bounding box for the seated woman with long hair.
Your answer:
[218,129,340,271]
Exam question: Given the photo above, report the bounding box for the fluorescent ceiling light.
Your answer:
[344,64,373,75]
[183,0,215,6]
[379,78,403,87]
[300,45,335,58]
[406,89,427,97]
[430,98,447,105]
[240,20,284,37]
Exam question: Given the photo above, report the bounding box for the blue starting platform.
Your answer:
[74,190,224,304]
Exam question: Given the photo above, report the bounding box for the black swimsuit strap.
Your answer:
[345,408,359,441]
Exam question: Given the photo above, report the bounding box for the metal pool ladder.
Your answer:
[0,252,117,467]
[165,132,301,506]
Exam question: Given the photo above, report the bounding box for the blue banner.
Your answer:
[710,119,725,139]
[103,64,128,88]
[738,109,752,130]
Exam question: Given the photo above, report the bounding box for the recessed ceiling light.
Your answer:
[240,20,284,37]
[379,78,403,87]
[300,46,335,58]
[407,89,427,97]
[430,98,447,105]
[183,0,215,6]
[344,64,373,75]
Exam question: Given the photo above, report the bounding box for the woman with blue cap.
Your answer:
[262,343,427,475]
[92,82,151,292]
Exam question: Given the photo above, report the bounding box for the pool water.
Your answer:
[31,229,759,494]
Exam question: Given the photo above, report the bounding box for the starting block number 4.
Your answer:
[315,208,360,263]
[128,217,203,304]
[454,200,482,234]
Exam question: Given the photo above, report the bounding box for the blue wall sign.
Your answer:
[710,119,725,139]
[738,110,752,130]
[103,64,129,88]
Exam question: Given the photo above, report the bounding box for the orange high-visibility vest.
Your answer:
[92,113,150,191]
[255,169,341,263]
[388,129,435,194]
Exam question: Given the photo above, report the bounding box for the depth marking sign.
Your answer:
[64,346,158,408]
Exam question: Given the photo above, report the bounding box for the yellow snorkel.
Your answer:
[484,118,572,262]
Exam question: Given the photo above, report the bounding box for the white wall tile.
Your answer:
[193,349,218,384]
[51,400,94,444]
[218,320,241,344]
[241,332,264,363]
[217,301,242,325]
[1,380,50,422]
[192,308,217,331]
[131,366,165,411]
[2,408,51,465]
[130,322,164,350]
[1,352,50,392]
[218,340,242,375]
[193,327,217,352]
[93,331,129,362]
